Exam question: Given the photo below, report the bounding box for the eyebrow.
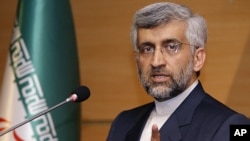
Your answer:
[162,38,180,44]
[137,41,155,49]
[137,38,181,49]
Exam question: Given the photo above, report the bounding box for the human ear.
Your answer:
[193,48,206,72]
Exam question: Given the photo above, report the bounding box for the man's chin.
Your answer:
[151,83,170,91]
[147,86,171,98]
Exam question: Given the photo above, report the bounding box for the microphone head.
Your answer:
[71,86,90,103]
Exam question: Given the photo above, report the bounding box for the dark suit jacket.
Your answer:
[107,82,250,141]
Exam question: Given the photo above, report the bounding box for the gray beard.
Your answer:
[138,59,194,101]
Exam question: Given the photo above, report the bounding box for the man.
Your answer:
[107,2,250,141]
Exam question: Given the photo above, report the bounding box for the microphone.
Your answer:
[0,86,90,137]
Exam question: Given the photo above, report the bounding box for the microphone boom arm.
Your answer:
[0,85,90,137]
[0,99,70,137]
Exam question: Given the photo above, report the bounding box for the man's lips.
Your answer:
[150,74,169,82]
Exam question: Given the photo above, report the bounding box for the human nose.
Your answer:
[150,47,166,67]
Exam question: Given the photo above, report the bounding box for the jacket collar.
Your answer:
[126,81,206,141]
[125,103,154,141]
[160,82,206,140]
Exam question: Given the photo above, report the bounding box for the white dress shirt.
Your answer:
[140,80,198,141]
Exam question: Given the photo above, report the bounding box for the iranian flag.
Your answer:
[0,0,81,140]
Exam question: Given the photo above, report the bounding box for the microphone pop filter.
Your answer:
[71,86,90,103]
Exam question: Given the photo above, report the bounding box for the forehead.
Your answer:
[137,20,187,44]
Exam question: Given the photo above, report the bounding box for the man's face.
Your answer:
[136,20,197,101]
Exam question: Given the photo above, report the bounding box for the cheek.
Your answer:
[171,55,193,72]
[137,58,145,67]
[137,59,150,73]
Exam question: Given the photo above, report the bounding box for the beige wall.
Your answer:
[1,0,250,140]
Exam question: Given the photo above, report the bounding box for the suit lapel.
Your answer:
[159,82,206,141]
[125,103,154,141]
[160,114,182,141]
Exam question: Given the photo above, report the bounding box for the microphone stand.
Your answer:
[0,97,73,137]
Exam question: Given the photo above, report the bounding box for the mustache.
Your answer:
[149,67,172,76]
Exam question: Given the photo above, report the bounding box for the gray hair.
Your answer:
[131,2,207,53]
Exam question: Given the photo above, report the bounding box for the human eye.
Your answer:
[139,45,154,54]
[163,40,181,54]
[166,42,179,51]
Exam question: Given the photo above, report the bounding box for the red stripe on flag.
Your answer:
[13,130,24,141]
